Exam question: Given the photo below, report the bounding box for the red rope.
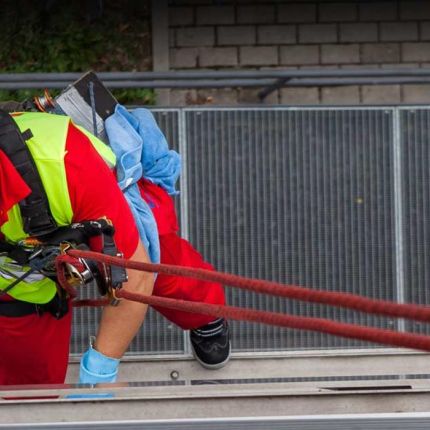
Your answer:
[117,290,430,352]
[71,291,430,352]
[73,299,109,307]
[56,250,430,352]
[65,249,430,323]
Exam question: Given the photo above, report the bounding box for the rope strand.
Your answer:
[56,249,430,353]
[65,249,430,323]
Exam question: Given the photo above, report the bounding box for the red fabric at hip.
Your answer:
[153,233,226,330]
[0,310,72,385]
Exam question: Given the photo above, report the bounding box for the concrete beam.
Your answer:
[2,352,430,425]
[66,349,430,383]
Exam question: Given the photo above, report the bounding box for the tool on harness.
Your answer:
[9,219,127,298]
[35,218,128,304]
[0,218,128,315]
[0,243,61,296]
[0,245,70,318]
[57,219,128,304]
[33,89,56,113]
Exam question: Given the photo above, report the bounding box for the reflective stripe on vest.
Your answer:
[0,112,116,304]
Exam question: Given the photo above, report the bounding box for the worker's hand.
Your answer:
[79,341,120,384]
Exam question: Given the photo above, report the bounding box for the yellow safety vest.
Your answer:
[0,112,115,304]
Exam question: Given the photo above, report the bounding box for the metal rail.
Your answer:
[3,68,430,81]
[3,346,430,426]
[3,414,430,430]
[3,77,430,89]
[1,69,430,99]
[65,349,430,384]
[2,375,430,426]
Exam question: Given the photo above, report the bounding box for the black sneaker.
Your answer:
[190,318,231,370]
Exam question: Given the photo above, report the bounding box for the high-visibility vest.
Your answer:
[0,112,116,304]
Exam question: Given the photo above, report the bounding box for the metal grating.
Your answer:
[185,108,396,351]
[400,108,430,336]
[70,106,430,357]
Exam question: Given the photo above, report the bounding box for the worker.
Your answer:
[0,106,230,386]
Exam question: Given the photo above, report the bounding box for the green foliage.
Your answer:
[0,0,154,105]
[111,88,156,105]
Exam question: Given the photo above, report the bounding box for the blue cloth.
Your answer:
[105,105,181,263]
[79,345,120,384]
[131,108,181,194]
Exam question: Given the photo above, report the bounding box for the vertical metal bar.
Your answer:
[178,108,191,355]
[392,108,406,332]
[179,108,189,241]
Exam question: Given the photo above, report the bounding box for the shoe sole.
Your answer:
[190,339,232,370]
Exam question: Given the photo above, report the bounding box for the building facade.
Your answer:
[151,0,430,105]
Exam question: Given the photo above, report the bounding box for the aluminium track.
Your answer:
[2,351,430,427]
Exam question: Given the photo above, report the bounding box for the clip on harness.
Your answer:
[0,109,127,315]
[54,219,128,304]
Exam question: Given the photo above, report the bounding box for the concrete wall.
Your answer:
[156,0,430,105]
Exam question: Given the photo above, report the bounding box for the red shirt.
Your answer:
[138,178,179,236]
[0,121,139,304]
[0,149,31,227]
[0,120,164,257]
[65,123,139,258]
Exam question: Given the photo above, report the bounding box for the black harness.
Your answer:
[0,110,127,318]
[0,109,58,237]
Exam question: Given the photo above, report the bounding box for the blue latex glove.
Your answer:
[79,344,120,384]
[65,392,115,400]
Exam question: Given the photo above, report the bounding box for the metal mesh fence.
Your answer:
[71,106,428,356]
[401,108,430,336]
[185,108,395,351]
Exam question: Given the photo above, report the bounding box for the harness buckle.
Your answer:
[28,245,62,278]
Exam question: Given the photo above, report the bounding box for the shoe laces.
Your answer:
[192,318,225,338]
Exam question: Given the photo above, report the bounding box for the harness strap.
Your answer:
[99,221,128,291]
[0,109,58,237]
[0,293,69,319]
[0,241,29,265]
[0,300,43,317]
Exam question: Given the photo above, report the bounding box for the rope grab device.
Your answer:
[0,219,127,305]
